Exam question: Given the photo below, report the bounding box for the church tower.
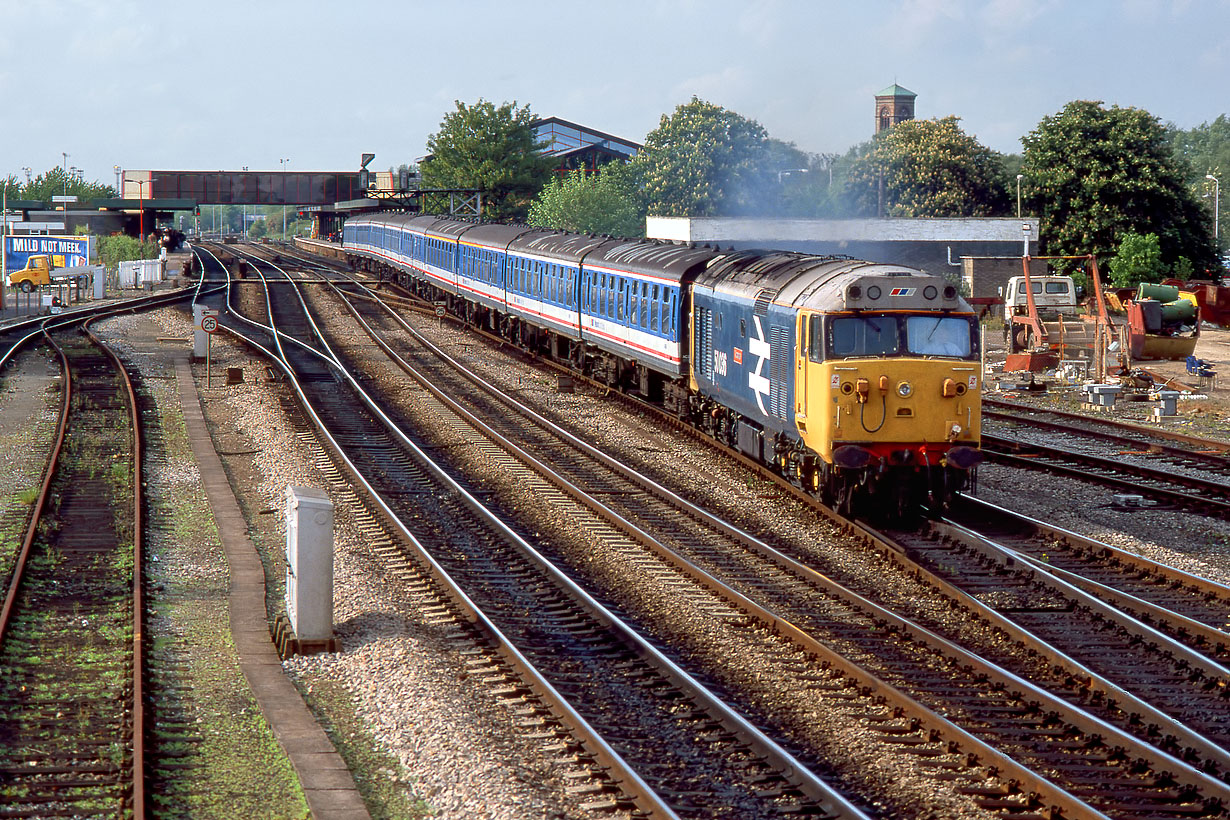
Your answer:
[875,84,916,134]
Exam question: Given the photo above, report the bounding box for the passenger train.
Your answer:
[343,214,982,517]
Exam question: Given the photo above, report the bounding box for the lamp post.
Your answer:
[3,179,9,304]
[1016,174,1023,218]
[1207,174,1220,241]
[280,158,290,240]
[62,152,70,203]
[242,166,248,238]
[133,179,146,240]
[20,167,31,186]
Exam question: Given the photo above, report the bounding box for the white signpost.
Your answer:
[200,309,219,386]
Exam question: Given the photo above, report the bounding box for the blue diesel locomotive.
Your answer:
[343,214,981,516]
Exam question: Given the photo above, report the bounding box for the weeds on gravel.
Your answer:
[294,674,431,819]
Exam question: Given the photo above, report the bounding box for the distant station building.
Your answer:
[875,84,916,134]
[533,117,641,174]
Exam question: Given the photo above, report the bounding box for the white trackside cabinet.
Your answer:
[285,485,334,641]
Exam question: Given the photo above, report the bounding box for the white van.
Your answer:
[1001,275,1078,321]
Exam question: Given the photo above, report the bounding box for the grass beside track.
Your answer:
[102,314,309,819]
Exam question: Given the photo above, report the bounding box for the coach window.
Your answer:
[640,283,648,327]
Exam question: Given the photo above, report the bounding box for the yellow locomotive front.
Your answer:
[792,272,982,516]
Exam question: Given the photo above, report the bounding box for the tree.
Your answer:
[20,166,113,204]
[420,99,552,221]
[1021,101,1218,273]
[528,166,644,238]
[1106,231,1164,288]
[630,97,791,217]
[844,116,1010,217]
[1168,114,1229,251]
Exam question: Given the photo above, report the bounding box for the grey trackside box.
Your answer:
[285,485,334,642]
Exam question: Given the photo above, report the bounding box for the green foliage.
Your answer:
[96,234,159,270]
[16,167,113,204]
[528,166,644,238]
[1171,256,1195,280]
[248,216,268,239]
[1021,100,1219,273]
[630,97,797,217]
[1168,115,1228,250]
[420,99,552,221]
[845,116,1010,217]
[1107,232,1163,288]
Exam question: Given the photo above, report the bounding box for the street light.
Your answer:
[280,158,290,240]
[1207,174,1220,241]
[132,179,147,239]
[1016,174,1024,218]
[3,179,9,297]
[242,166,248,238]
[777,168,808,183]
[62,152,69,202]
[20,167,31,186]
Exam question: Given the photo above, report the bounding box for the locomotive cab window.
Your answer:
[829,315,899,357]
[906,316,974,357]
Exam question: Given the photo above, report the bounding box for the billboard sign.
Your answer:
[4,235,91,273]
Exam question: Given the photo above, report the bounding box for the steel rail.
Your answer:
[330,279,1230,816]
[984,407,1230,463]
[0,319,147,816]
[290,245,1230,810]
[84,316,149,819]
[215,258,690,820]
[226,256,873,820]
[950,495,1230,656]
[869,516,1230,778]
[984,397,1230,453]
[0,321,71,646]
[981,431,1230,515]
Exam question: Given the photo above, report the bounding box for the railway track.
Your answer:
[215,253,869,820]
[282,269,1230,818]
[207,244,1230,816]
[984,397,1230,455]
[979,429,1230,516]
[876,512,1230,773]
[0,323,147,818]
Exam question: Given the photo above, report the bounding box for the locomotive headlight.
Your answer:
[867,285,882,299]
[896,381,913,398]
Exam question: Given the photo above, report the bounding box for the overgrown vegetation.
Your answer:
[96,234,160,270]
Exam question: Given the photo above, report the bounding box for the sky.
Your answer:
[2,0,1229,185]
